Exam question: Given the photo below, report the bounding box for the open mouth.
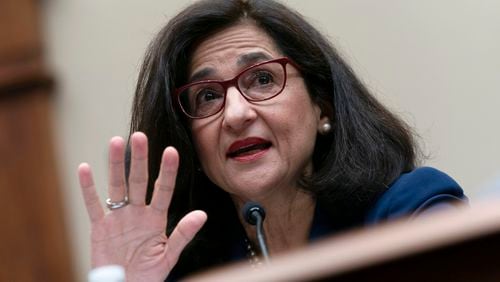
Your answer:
[227,142,272,158]
[227,138,272,159]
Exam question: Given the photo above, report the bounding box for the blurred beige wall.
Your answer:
[41,0,500,280]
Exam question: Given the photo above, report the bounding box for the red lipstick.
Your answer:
[227,137,272,162]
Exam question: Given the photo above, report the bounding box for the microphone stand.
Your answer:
[242,202,270,264]
[254,209,270,263]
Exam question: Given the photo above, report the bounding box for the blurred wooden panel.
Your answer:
[0,0,74,281]
[189,202,500,282]
[0,0,40,61]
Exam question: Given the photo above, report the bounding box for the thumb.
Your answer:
[165,210,207,266]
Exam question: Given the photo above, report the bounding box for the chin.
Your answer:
[227,177,285,199]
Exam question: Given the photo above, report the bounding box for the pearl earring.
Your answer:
[321,122,332,134]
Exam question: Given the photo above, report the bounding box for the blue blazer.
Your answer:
[365,166,465,223]
[310,167,466,241]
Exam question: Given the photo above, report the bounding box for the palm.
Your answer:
[90,206,169,280]
[78,133,206,282]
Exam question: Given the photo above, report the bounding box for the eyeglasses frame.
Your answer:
[174,57,297,119]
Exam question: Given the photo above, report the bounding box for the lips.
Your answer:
[226,137,272,159]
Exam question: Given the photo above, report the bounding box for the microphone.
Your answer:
[242,202,270,263]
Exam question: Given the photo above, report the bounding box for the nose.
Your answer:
[221,86,257,132]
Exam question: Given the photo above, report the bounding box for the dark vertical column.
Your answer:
[0,0,75,281]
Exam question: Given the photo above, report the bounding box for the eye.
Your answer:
[257,72,273,84]
[253,71,274,86]
[194,88,223,105]
[240,69,276,91]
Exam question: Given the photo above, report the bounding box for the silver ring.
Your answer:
[105,197,129,210]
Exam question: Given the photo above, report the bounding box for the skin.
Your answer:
[78,133,207,282]
[77,22,329,281]
[189,22,328,254]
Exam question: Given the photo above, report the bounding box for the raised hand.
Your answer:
[78,132,207,282]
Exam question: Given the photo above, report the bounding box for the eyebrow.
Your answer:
[188,52,273,83]
[189,68,214,83]
[236,52,272,67]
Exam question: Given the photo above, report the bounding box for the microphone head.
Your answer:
[242,202,266,226]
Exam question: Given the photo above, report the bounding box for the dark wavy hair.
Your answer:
[128,0,418,278]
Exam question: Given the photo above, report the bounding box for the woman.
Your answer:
[78,0,466,281]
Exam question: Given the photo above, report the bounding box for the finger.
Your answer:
[128,132,149,205]
[78,163,105,222]
[166,210,207,264]
[150,147,178,214]
[107,136,127,202]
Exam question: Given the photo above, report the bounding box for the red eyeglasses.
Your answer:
[174,57,296,119]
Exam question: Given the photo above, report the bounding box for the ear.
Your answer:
[314,94,334,120]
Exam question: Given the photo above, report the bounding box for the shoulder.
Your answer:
[365,167,467,224]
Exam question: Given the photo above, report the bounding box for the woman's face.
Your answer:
[188,23,325,201]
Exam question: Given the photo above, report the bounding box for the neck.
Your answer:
[233,189,316,256]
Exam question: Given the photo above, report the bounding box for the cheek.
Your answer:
[282,92,321,152]
[192,132,210,160]
[284,93,320,128]
[191,123,220,171]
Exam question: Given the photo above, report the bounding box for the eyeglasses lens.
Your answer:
[179,61,285,118]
